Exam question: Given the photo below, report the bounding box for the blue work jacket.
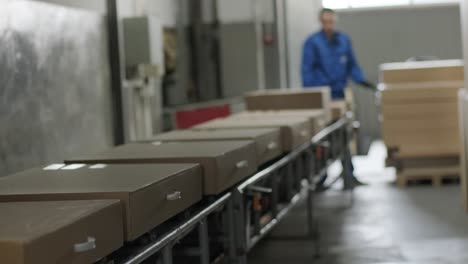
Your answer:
[301,30,365,99]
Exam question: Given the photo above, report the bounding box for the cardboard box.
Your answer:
[0,164,202,241]
[0,200,123,264]
[244,88,332,121]
[389,155,459,168]
[232,109,328,134]
[380,59,464,84]
[330,100,347,121]
[381,83,461,158]
[381,103,458,120]
[380,81,462,103]
[193,117,311,151]
[345,88,354,110]
[66,141,257,196]
[149,128,282,166]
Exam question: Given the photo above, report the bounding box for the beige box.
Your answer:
[0,164,202,241]
[330,100,347,121]
[244,88,332,121]
[0,200,123,264]
[381,81,462,104]
[148,128,282,166]
[381,83,461,158]
[380,59,464,84]
[232,109,328,134]
[66,141,257,196]
[194,117,311,151]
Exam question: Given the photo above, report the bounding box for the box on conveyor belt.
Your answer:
[148,128,282,166]
[231,110,327,136]
[193,117,311,151]
[380,81,462,158]
[66,141,257,196]
[0,200,123,264]
[330,101,348,121]
[244,88,332,121]
[379,59,464,84]
[0,164,202,241]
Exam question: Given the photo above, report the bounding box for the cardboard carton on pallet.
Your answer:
[380,59,464,84]
[381,82,462,159]
[379,60,464,187]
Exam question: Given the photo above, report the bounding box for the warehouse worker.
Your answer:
[302,8,374,99]
[302,8,373,189]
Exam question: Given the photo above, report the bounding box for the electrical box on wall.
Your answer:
[122,16,165,78]
[121,16,165,140]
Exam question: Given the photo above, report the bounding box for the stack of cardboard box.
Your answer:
[379,60,464,186]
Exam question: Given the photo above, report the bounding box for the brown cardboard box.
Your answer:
[381,82,461,121]
[330,101,347,121]
[381,83,461,158]
[345,88,354,110]
[244,88,332,121]
[0,164,202,241]
[0,200,123,264]
[148,128,282,166]
[66,141,257,196]
[381,103,458,120]
[193,118,311,151]
[380,60,464,84]
[380,81,462,104]
[232,109,328,134]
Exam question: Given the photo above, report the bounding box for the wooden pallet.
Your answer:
[396,165,460,187]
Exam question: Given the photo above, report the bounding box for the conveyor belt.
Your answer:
[232,115,353,264]
[97,115,353,264]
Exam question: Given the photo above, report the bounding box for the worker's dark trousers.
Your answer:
[316,151,355,187]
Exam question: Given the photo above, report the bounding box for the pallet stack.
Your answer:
[380,60,464,187]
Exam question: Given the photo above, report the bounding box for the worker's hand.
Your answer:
[359,80,377,91]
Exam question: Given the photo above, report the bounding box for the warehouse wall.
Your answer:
[0,1,113,177]
[217,0,265,96]
[38,0,177,24]
[285,0,321,88]
[337,4,462,144]
[37,0,106,13]
[461,1,468,83]
[0,0,181,177]
[337,5,462,84]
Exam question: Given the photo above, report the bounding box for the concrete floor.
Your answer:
[248,142,468,264]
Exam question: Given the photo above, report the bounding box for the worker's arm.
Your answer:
[346,38,376,91]
[301,39,329,87]
[347,38,366,85]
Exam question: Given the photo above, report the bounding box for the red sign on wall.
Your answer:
[175,104,231,129]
